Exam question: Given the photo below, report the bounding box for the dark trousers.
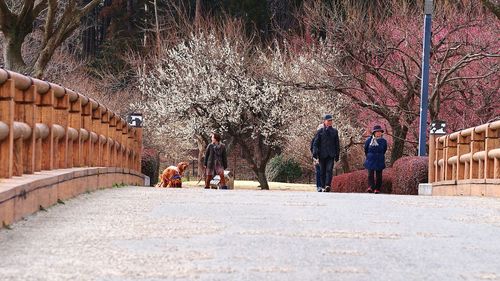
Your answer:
[319,157,335,188]
[315,164,321,189]
[368,169,383,190]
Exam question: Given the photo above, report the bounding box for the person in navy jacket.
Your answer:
[364,125,388,194]
[310,123,324,192]
[313,115,340,192]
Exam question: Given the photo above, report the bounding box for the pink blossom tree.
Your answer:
[282,1,499,163]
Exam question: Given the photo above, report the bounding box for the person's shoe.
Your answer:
[324,186,331,192]
[204,186,210,189]
[366,187,374,193]
[220,185,228,190]
[317,188,323,192]
[373,189,381,194]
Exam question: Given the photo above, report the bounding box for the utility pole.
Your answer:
[418,0,433,156]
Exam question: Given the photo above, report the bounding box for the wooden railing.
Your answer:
[0,69,142,179]
[429,120,500,187]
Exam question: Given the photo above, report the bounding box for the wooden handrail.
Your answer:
[0,69,142,179]
[429,120,500,183]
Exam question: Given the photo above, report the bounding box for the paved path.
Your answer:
[1,187,500,281]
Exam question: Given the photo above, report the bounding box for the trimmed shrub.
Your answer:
[141,148,160,186]
[266,155,303,183]
[332,168,393,194]
[392,156,428,195]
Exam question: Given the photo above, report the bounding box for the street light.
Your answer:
[429,120,446,135]
[128,113,143,128]
[418,0,433,156]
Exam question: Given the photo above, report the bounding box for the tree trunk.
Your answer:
[3,35,27,72]
[127,0,134,33]
[33,46,54,78]
[255,167,269,190]
[196,136,207,181]
[340,152,350,173]
[237,137,274,190]
[82,0,98,57]
[389,123,409,164]
[482,0,500,20]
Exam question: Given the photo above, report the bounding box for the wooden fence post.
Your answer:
[91,101,102,167]
[470,129,485,180]
[33,79,51,172]
[457,132,471,180]
[0,75,14,178]
[80,95,92,167]
[12,73,35,176]
[50,84,69,169]
[128,127,135,169]
[136,127,143,172]
[122,122,129,169]
[444,135,457,181]
[108,114,118,167]
[101,108,110,167]
[115,117,122,168]
[68,90,82,168]
[485,123,500,179]
[429,131,446,183]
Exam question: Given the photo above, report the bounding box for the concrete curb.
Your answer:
[0,167,145,226]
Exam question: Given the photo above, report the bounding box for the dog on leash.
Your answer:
[156,162,189,188]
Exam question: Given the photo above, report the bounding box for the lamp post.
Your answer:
[128,113,143,128]
[418,0,433,156]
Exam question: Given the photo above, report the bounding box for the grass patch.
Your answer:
[2,221,12,230]
[112,183,127,188]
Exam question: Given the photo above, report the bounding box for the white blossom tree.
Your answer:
[137,31,304,189]
[261,40,366,173]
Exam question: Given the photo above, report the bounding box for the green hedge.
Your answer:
[141,148,160,186]
[265,155,302,183]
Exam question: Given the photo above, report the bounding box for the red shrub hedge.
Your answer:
[332,168,393,194]
[392,156,428,195]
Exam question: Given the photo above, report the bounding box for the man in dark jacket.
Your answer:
[313,114,340,192]
[310,123,324,192]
